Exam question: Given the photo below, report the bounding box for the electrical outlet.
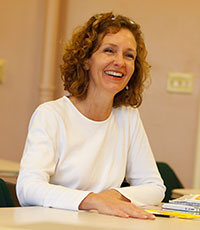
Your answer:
[0,59,5,84]
[167,72,194,94]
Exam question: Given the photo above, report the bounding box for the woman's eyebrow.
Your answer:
[102,43,136,53]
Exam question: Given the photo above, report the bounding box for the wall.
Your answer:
[0,0,46,161]
[0,0,200,188]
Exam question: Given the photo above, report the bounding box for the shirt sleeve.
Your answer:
[115,110,166,206]
[16,105,91,211]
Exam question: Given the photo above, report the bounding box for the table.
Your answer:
[0,158,19,177]
[172,188,200,199]
[0,207,200,230]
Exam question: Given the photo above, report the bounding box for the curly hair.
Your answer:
[60,12,151,108]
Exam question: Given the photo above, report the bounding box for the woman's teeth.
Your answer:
[105,71,123,78]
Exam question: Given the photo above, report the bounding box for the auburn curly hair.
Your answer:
[60,12,151,108]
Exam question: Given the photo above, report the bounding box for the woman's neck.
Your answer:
[69,94,114,122]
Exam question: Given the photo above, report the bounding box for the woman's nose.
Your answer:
[113,53,125,67]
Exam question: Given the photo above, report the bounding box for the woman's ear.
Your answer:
[84,59,90,71]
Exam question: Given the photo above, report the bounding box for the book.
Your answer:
[162,202,200,213]
[145,208,200,219]
[169,194,200,207]
[141,205,200,220]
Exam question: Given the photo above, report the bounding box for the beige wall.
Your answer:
[0,0,46,160]
[0,0,200,188]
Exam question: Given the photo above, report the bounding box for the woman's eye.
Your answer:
[104,48,114,53]
[125,53,135,59]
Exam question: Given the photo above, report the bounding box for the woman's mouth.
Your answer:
[104,71,124,78]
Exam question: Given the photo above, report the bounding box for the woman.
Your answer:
[16,12,165,219]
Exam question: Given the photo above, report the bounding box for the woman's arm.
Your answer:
[114,110,165,206]
[16,104,91,211]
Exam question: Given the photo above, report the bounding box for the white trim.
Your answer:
[39,0,60,104]
[193,102,200,188]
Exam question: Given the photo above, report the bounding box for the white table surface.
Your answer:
[0,158,19,177]
[0,207,200,230]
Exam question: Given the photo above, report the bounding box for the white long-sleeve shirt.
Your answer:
[16,96,165,211]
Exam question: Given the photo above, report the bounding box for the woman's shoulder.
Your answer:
[113,105,143,125]
[112,106,143,134]
[35,96,69,113]
[113,105,140,118]
[28,96,70,128]
[30,96,69,121]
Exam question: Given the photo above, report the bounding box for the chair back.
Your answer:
[0,178,15,207]
[156,162,184,202]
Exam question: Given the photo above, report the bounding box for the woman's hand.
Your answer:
[79,189,155,219]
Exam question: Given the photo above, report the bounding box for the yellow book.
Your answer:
[141,205,200,220]
[145,208,200,219]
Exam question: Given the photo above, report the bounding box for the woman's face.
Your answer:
[86,28,137,98]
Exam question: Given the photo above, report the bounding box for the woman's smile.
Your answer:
[104,70,124,78]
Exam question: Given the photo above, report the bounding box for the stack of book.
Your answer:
[142,194,200,219]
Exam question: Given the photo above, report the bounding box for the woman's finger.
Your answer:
[119,202,155,220]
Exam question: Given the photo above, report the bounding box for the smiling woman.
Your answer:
[16,12,165,219]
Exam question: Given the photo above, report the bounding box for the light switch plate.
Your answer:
[167,72,194,94]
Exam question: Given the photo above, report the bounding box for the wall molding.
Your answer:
[39,0,60,104]
[193,101,200,188]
